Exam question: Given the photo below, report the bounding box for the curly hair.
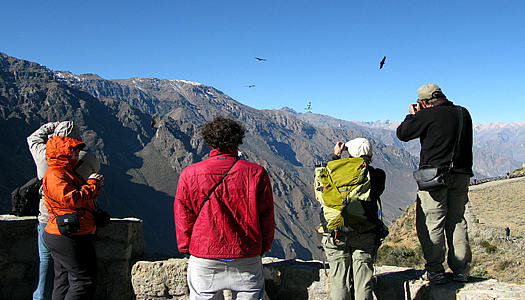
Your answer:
[200,116,245,150]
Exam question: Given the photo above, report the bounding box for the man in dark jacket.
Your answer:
[396,84,473,284]
[174,116,274,300]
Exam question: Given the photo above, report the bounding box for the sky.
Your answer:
[2,1,524,125]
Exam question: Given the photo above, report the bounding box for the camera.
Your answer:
[94,210,111,228]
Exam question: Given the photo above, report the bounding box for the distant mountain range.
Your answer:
[1,52,521,260]
[279,108,524,178]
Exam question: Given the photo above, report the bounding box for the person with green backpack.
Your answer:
[315,138,386,300]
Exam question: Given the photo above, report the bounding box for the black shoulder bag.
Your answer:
[46,193,81,236]
[413,106,463,191]
[196,159,238,217]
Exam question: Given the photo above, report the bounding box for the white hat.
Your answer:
[345,138,373,158]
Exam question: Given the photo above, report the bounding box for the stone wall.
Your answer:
[0,215,145,300]
[3,215,525,299]
[131,261,525,300]
[130,258,331,300]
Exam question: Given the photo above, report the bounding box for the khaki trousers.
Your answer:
[322,233,376,300]
[416,173,472,274]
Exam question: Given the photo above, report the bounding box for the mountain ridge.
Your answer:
[279,108,524,177]
[1,53,421,259]
[2,52,520,260]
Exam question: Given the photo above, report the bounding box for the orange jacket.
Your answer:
[43,136,100,235]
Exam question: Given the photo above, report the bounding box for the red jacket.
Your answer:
[174,149,274,258]
[43,136,100,235]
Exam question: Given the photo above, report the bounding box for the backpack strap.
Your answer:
[449,106,464,168]
[196,159,239,217]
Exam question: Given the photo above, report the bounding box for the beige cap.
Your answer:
[345,138,373,158]
[417,84,446,101]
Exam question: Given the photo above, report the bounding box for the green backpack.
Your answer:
[314,157,371,233]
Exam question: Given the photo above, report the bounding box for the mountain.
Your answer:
[278,108,405,148]
[473,122,525,163]
[1,53,418,260]
[280,109,524,178]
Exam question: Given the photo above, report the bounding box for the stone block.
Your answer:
[131,260,171,297]
[164,258,190,296]
[94,218,145,258]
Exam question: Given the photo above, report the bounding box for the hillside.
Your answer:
[378,176,525,284]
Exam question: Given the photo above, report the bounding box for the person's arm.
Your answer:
[322,141,346,164]
[44,169,100,210]
[27,122,60,178]
[257,168,275,254]
[369,167,386,200]
[173,173,194,254]
[396,113,425,142]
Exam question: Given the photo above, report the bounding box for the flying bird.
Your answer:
[255,57,267,61]
[379,56,386,69]
[305,102,311,110]
[244,85,255,88]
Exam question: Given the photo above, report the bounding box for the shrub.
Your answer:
[470,266,489,278]
[495,260,513,271]
[479,240,497,253]
[376,244,424,268]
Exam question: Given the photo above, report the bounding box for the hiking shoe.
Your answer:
[422,270,447,285]
[453,273,469,282]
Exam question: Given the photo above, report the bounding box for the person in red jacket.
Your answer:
[174,116,274,300]
[42,136,103,299]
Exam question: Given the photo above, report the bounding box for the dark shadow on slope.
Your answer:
[268,141,301,166]
[98,167,178,255]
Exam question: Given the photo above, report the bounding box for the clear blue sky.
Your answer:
[2,1,524,125]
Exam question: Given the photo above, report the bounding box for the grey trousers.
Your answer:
[416,173,472,274]
[322,233,376,300]
[187,256,265,300]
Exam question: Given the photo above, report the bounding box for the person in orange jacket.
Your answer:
[42,136,103,300]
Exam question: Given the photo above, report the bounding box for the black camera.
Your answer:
[94,210,111,228]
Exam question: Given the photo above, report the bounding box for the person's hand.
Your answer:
[88,173,104,188]
[409,103,418,114]
[334,142,345,156]
[409,101,425,114]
